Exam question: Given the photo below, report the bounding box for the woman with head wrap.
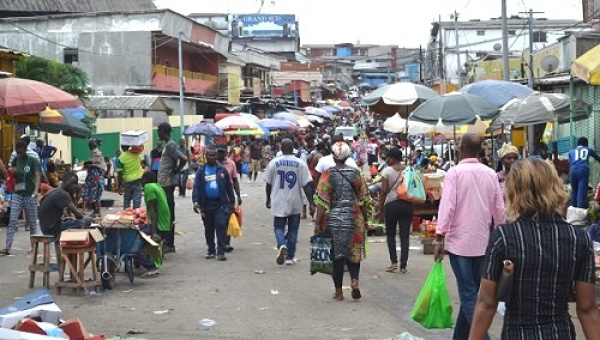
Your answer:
[314,141,370,301]
[497,143,519,189]
[81,138,106,217]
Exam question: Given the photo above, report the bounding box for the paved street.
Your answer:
[0,179,589,339]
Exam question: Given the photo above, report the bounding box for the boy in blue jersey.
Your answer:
[568,137,600,208]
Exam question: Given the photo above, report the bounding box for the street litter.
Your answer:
[254,269,266,274]
[270,289,279,295]
[259,307,269,310]
[175,231,185,236]
[121,290,133,293]
[153,310,170,315]
[199,318,217,330]
[397,332,425,340]
[126,328,148,335]
[0,288,106,338]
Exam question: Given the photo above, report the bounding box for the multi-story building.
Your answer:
[0,10,232,116]
[303,43,421,86]
[425,16,590,85]
[0,0,156,17]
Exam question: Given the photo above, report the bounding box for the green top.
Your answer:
[143,183,170,232]
[118,151,143,183]
[11,155,41,196]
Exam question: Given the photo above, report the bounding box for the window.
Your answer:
[64,48,78,64]
[533,31,547,43]
[477,30,485,36]
[508,30,516,36]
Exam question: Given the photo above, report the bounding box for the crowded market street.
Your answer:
[0,183,589,339]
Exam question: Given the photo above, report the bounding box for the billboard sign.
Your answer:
[229,14,296,40]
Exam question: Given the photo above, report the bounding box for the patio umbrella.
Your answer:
[409,92,499,125]
[184,121,225,136]
[215,115,261,130]
[490,92,572,130]
[260,119,298,132]
[273,112,300,125]
[305,114,325,124]
[458,79,534,108]
[336,100,351,108]
[39,106,64,123]
[321,105,342,113]
[0,78,82,116]
[295,115,313,129]
[304,107,332,118]
[59,107,95,124]
[360,82,439,118]
[37,109,92,138]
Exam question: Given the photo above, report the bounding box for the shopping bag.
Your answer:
[227,213,242,238]
[310,235,333,275]
[396,167,426,204]
[234,205,243,228]
[411,261,454,329]
[241,162,249,175]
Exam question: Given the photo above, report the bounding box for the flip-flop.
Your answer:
[385,264,398,273]
[400,268,410,274]
[0,249,10,256]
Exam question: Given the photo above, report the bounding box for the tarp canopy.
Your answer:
[571,44,600,85]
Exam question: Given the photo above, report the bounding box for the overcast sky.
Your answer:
[154,0,583,48]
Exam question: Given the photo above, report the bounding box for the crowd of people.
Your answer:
[1,104,600,339]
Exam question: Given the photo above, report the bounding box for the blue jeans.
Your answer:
[448,254,489,340]
[273,214,300,260]
[123,179,142,209]
[570,168,589,208]
[202,201,231,256]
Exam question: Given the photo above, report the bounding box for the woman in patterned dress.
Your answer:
[314,141,370,301]
[81,139,106,217]
[470,158,600,339]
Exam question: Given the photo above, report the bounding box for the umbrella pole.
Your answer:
[452,125,457,164]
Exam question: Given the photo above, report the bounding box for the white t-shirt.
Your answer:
[263,155,312,217]
[315,154,358,173]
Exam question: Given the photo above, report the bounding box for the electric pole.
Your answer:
[451,10,461,87]
[519,9,544,89]
[438,15,446,94]
[501,0,510,81]
[387,52,392,84]
[178,31,185,137]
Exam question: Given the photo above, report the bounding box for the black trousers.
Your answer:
[332,258,360,289]
[161,185,176,247]
[384,199,414,268]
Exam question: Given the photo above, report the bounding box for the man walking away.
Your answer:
[117,145,144,209]
[178,137,192,197]
[433,133,505,340]
[157,123,187,254]
[192,147,235,261]
[217,144,242,252]
[249,137,262,184]
[264,139,315,265]
[568,137,600,208]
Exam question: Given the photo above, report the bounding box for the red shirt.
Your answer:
[219,158,238,184]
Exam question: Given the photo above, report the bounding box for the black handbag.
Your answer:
[497,260,514,302]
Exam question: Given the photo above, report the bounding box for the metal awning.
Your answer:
[84,95,168,111]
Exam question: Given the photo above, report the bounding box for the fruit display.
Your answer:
[114,207,148,225]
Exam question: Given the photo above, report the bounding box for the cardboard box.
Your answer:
[120,130,148,146]
[59,228,104,247]
[139,230,160,262]
[15,319,46,336]
[59,318,105,340]
[0,289,62,329]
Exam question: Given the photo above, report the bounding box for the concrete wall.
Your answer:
[47,134,72,165]
[96,117,154,152]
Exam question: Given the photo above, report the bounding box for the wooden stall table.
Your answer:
[56,245,100,294]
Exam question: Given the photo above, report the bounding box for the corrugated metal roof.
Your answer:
[84,95,168,111]
[0,0,156,13]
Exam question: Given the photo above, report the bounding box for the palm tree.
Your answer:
[15,56,90,99]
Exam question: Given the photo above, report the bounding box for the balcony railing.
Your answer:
[152,65,218,83]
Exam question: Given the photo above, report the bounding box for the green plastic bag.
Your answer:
[411,261,454,329]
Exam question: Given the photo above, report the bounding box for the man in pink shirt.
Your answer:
[433,133,504,340]
[217,144,242,253]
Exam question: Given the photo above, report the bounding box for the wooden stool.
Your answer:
[29,235,60,289]
[56,245,100,294]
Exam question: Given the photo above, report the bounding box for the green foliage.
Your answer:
[165,106,174,116]
[15,56,91,99]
